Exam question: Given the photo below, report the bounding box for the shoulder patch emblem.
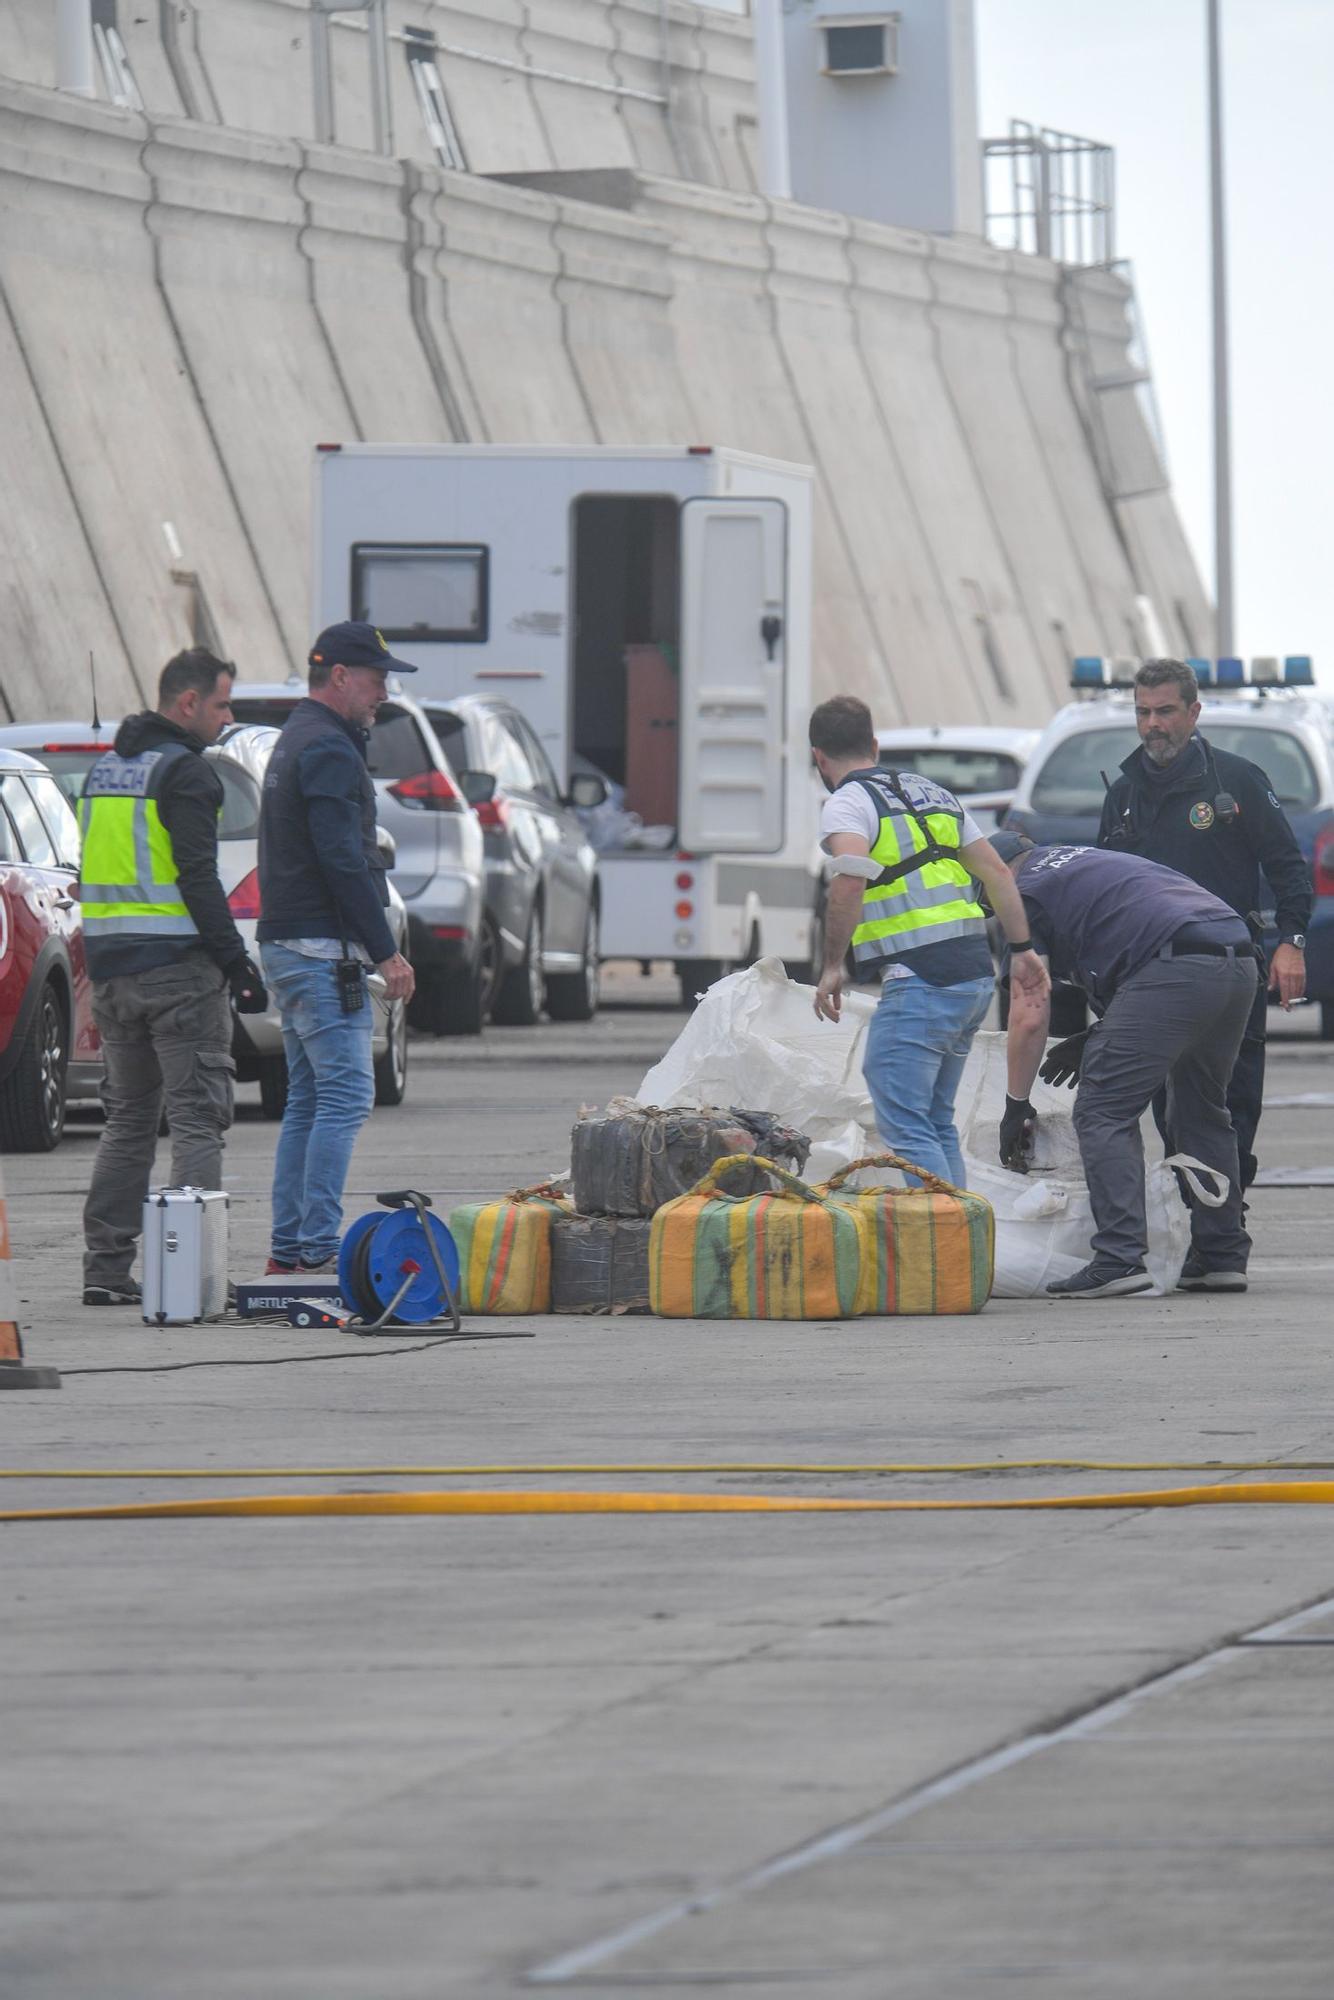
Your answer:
[1189,801,1215,831]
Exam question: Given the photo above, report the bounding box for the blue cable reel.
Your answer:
[338,1190,462,1333]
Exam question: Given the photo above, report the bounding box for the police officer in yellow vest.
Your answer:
[78,649,267,1306]
[810,697,1049,1187]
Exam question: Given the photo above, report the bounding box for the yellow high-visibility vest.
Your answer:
[844,771,986,973]
[78,745,200,943]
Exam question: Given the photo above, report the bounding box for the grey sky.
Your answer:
[977,0,1334,686]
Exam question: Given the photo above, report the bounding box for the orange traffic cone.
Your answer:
[0,1160,60,1390]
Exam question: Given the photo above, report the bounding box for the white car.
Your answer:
[874,725,1040,835]
[0,720,410,1116]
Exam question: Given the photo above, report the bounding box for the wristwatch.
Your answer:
[1282,934,1307,950]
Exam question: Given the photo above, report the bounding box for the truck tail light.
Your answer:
[1314,823,1334,898]
[474,794,512,832]
[388,769,463,812]
[228,869,262,919]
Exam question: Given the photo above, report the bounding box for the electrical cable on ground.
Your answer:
[6,1481,1334,1522]
[57,1331,532,1377]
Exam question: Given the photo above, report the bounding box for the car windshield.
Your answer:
[1030,725,1319,816]
[880,747,1022,794]
[35,746,260,839]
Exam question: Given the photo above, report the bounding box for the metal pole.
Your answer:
[311,7,335,144]
[1208,0,1234,655]
[750,0,792,202]
[55,0,96,96]
[367,0,393,156]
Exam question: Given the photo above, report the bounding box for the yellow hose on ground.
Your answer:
[4,1459,1334,1480]
[5,1482,1334,1522]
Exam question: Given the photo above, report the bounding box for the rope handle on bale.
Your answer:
[821,1151,963,1198]
[510,1181,570,1205]
[1162,1154,1230,1208]
[687,1154,823,1204]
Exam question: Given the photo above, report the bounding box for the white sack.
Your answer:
[956,1032,1228,1298]
[636,958,880,1180]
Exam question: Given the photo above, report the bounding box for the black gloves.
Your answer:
[999,1095,1037,1173]
[1038,1029,1091,1090]
[227,955,269,1015]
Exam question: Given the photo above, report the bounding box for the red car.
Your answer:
[0,748,99,1150]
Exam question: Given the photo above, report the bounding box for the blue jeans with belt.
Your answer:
[261,942,375,1266]
[862,973,994,1189]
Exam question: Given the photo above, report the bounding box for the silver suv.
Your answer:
[226,680,487,1034]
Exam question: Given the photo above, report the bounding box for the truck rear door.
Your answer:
[677,498,787,854]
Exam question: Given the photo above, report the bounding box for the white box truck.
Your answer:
[311,444,823,996]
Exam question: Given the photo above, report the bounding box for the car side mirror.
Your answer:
[568,773,608,809]
[375,825,397,867]
[459,769,497,807]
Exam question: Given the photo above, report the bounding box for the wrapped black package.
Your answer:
[550,1213,654,1315]
[570,1098,810,1218]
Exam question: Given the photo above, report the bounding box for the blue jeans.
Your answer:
[863,974,994,1190]
[261,943,375,1265]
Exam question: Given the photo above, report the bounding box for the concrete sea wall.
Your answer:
[0,1,1210,725]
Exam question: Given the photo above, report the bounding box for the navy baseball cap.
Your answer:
[308,621,417,675]
[989,830,1036,865]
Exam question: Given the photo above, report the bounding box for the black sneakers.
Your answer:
[1046,1263,1153,1300]
[1177,1253,1248,1293]
[82,1278,142,1307]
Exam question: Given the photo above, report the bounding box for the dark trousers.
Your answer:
[83,954,235,1285]
[1074,954,1257,1274]
[1154,971,1265,1189]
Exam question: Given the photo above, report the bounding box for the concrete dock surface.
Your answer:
[3,972,1332,1998]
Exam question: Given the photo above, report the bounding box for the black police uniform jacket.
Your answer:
[1096,733,1312,940]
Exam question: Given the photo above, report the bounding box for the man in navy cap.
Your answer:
[991,832,1257,1299]
[257,624,417,1275]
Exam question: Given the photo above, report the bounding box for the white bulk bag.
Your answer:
[637,958,881,1183]
[956,1033,1228,1297]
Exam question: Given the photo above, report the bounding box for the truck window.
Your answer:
[351,543,488,642]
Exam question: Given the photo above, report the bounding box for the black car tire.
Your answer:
[373,998,409,1105]
[0,979,67,1152]
[546,903,600,1022]
[494,904,545,1027]
[257,1055,289,1121]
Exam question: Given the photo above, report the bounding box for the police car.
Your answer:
[1002,656,1334,1038]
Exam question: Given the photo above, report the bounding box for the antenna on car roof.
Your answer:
[89,652,101,732]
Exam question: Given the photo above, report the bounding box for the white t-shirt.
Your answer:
[820,771,984,983]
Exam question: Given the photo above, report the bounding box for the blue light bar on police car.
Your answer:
[1215,657,1245,687]
[1284,655,1314,686]
[1187,657,1213,687]
[1250,656,1280,684]
[1071,657,1105,687]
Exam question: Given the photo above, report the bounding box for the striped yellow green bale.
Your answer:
[822,1153,994,1315]
[649,1156,862,1320]
[449,1185,572,1314]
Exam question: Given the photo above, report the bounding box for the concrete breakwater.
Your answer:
[0,1,1209,723]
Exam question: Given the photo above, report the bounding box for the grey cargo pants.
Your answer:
[1074,951,1257,1275]
[83,953,235,1286]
